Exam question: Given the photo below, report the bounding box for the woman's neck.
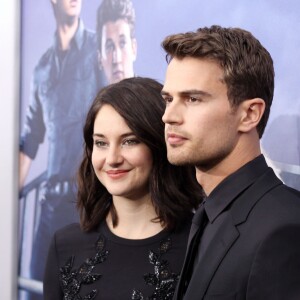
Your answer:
[106,194,164,239]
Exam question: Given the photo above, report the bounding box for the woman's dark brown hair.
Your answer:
[77,77,203,231]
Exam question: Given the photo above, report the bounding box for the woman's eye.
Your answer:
[94,140,107,148]
[123,139,140,146]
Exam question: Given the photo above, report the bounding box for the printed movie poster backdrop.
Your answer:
[19,0,300,299]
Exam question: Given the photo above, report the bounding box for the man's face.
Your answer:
[52,0,82,18]
[162,57,241,171]
[99,19,137,84]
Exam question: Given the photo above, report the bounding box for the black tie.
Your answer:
[177,202,208,298]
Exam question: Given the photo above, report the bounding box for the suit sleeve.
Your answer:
[247,224,300,300]
[43,232,64,300]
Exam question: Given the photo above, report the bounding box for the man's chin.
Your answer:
[111,72,124,83]
[167,154,188,166]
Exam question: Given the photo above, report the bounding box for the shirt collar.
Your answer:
[54,19,85,52]
[205,154,269,223]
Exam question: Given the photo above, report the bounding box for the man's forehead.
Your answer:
[163,58,225,91]
[102,19,131,32]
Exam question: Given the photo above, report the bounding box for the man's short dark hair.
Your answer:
[96,0,136,52]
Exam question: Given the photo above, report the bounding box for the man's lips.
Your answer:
[113,70,123,78]
[166,133,187,145]
[70,0,78,6]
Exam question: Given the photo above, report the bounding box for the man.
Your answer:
[161,25,300,299]
[19,0,101,298]
[96,0,137,84]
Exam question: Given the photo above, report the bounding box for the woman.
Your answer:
[43,77,203,300]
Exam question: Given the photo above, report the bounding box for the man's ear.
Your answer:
[131,38,137,62]
[238,98,265,133]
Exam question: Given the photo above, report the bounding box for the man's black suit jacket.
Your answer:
[174,156,300,300]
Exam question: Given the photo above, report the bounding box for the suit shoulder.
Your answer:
[251,183,300,226]
[281,184,300,198]
[267,183,300,208]
[248,223,300,298]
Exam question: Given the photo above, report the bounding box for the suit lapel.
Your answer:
[187,223,199,246]
[231,168,282,225]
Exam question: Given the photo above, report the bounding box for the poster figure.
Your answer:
[262,114,300,191]
[19,0,102,298]
[96,0,137,84]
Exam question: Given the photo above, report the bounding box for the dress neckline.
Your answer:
[98,221,171,246]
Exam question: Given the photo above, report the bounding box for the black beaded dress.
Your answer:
[43,219,192,300]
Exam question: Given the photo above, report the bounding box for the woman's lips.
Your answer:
[106,170,129,179]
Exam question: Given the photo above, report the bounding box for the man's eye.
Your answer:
[188,96,198,102]
[163,96,173,103]
[119,39,126,49]
[105,42,114,54]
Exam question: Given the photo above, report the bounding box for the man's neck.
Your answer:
[56,17,79,51]
[196,141,261,196]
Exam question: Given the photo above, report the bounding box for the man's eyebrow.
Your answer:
[161,90,170,96]
[161,89,212,97]
[105,38,113,45]
[180,90,212,97]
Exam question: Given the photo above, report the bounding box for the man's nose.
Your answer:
[162,100,183,125]
[112,47,122,63]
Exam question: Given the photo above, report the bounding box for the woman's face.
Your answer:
[92,104,153,199]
